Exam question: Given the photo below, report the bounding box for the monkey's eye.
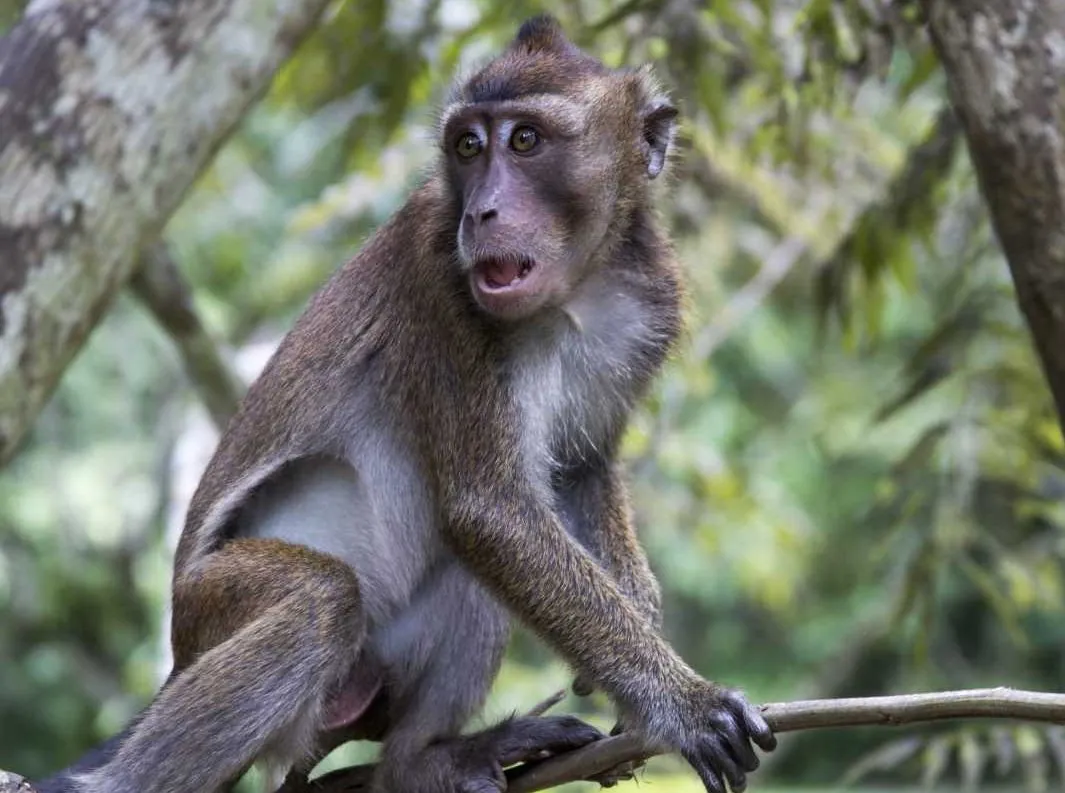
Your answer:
[510,126,540,154]
[455,132,483,159]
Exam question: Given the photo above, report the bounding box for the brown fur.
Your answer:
[38,16,774,793]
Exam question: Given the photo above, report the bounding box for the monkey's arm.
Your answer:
[559,463,662,629]
[447,477,776,793]
[558,463,662,700]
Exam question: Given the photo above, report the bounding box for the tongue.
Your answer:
[484,258,521,287]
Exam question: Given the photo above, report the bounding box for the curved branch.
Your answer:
[130,244,244,429]
[263,687,1065,793]
[5,687,1064,793]
[504,687,1065,793]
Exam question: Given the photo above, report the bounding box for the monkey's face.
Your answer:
[441,17,678,323]
[443,97,618,322]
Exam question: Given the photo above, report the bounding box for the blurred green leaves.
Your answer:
[3,0,1064,789]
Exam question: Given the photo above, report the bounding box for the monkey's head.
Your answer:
[440,15,678,321]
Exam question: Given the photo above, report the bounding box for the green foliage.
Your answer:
[3,0,1064,789]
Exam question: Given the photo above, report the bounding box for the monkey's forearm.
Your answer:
[450,491,696,722]
[562,466,663,630]
[598,488,662,631]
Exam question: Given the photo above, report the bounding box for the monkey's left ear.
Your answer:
[642,101,678,179]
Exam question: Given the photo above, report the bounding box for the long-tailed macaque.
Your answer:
[37,15,775,793]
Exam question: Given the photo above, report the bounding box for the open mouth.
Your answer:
[474,255,537,291]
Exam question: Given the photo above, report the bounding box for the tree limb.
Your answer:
[0,0,330,466]
[276,687,1065,793]
[924,0,1065,431]
[0,771,32,793]
[3,687,1062,792]
[129,244,244,429]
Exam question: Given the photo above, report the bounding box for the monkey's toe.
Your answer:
[488,715,605,767]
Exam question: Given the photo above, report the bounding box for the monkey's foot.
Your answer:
[375,715,605,793]
[475,714,606,770]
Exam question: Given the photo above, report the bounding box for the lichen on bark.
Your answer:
[0,0,330,464]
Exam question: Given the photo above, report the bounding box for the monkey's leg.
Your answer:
[367,564,597,791]
[74,539,369,793]
[371,563,508,791]
[557,465,661,787]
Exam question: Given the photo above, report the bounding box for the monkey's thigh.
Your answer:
[172,537,377,749]
[100,539,368,793]
[172,537,366,669]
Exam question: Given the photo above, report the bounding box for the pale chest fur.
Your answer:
[508,276,663,476]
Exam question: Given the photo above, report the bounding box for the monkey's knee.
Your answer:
[301,552,367,647]
[172,538,367,667]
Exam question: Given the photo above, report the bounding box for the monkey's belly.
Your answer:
[234,453,439,624]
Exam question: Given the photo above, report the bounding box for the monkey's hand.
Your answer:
[646,683,776,793]
[376,715,605,793]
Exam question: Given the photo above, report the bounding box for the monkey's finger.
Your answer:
[703,735,747,793]
[682,747,726,793]
[709,710,759,772]
[724,690,778,752]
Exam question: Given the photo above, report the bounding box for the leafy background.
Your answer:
[2,0,1064,789]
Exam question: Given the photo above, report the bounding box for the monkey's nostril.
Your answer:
[479,208,498,225]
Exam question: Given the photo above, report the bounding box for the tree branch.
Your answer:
[3,687,1062,792]
[129,244,244,429]
[0,0,330,466]
[0,771,32,793]
[924,0,1065,431]
[274,687,1065,793]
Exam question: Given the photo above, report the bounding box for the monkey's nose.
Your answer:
[460,208,498,253]
[465,207,497,227]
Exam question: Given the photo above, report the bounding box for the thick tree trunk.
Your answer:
[0,0,330,464]
[925,0,1065,428]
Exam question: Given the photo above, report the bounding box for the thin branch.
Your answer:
[129,244,245,430]
[691,235,809,360]
[4,687,1063,792]
[507,687,1065,792]
[275,687,1065,793]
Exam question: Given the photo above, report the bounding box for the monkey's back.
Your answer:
[173,179,460,580]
